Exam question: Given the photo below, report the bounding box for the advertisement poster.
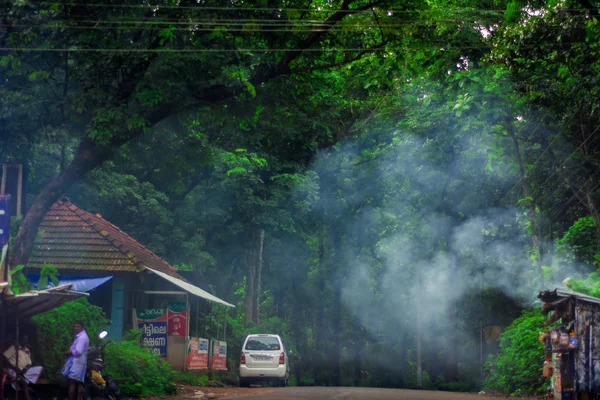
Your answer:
[210,340,227,371]
[187,337,209,370]
[135,308,167,357]
[167,302,188,336]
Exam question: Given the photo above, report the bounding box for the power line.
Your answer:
[546,174,600,222]
[536,125,600,194]
[0,20,495,29]
[505,119,569,197]
[3,40,593,52]
[0,46,397,52]
[36,19,474,26]
[20,2,600,14]
[18,2,512,13]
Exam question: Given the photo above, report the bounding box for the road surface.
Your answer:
[218,387,498,399]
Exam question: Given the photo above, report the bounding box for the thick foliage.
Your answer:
[556,216,598,265]
[483,309,548,396]
[104,329,209,397]
[32,298,109,379]
[104,339,176,398]
[566,272,600,298]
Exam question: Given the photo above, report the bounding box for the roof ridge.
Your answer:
[60,201,139,269]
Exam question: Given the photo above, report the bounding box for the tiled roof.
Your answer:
[29,200,181,279]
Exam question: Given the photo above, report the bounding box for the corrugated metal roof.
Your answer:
[146,268,234,308]
[538,288,600,305]
[3,284,89,319]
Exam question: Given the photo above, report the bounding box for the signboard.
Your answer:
[0,195,11,247]
[210,340,227,371]
[187,337,209,370]
[167,302,188,336]
[135,308,168,357]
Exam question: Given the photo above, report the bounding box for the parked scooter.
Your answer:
[83,332,119,400]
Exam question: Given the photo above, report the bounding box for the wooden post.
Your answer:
[16,165,22,217]
[0,164,6,195]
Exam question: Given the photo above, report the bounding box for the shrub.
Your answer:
[171,370,209,387]
[483,309,549,396]
[32,298,110,379]
[556,216,597,265]
[104,339,176,398]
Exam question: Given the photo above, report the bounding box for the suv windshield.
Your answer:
[245,336,281,351]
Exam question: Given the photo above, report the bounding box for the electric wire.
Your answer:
[20,2,600,14]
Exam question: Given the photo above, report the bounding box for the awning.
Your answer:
[2,284,89,319]
[28,275,113,292]
[539,288,600,306]
[146,268,234,308]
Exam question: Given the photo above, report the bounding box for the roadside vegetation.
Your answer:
[4,0,600,396]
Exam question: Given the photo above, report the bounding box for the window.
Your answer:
[245,336,281,351]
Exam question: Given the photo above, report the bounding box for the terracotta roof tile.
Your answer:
[29,201,183,279]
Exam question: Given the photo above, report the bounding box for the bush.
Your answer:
[32,298,110,379]
[104,339,176,398]
[483,309,549,396]
[171,370,209,387]
[556,216,597,265]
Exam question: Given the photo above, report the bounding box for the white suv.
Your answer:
[239,334,289,387]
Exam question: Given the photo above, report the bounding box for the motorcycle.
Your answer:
[83,331,119,400]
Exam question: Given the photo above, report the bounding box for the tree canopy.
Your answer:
[3,0,600,392]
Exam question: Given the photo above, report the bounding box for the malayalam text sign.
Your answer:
[187,337,209,370]
[210,340,227,371]
[167,302,188,336]
[135,308,168,357]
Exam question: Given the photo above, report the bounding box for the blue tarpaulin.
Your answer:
[27,275,113,292]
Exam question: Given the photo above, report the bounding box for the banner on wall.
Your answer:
[210,340,227,371]
[135,308,168,357]
[187,337,209,370]
[167,302,188,336]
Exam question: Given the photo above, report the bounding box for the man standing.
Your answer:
[62,321,89,400]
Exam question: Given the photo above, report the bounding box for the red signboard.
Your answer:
[210,340,227,371]
[167,302,188,336]
[187,337,209,370]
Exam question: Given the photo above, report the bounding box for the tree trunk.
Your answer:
[509,131,542,272]
[582,179,600,255]
[315,232,326,385]
[245,237,256,325]
[10,138,110,267]
[253,229,265,324]
[245,228,264,325]
[416,297,423,387]
[353,317,363,387]
[331,226,342,387]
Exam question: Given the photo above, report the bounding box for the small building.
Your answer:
[26,200,233,346]
[538,288,600,399]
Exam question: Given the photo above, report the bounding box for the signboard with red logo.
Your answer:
[187,337,209,370]
[210,340,227,371]
[135,308,168,357]
[167,302,188,336]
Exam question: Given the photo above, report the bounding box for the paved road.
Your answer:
[220,387,489,400]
